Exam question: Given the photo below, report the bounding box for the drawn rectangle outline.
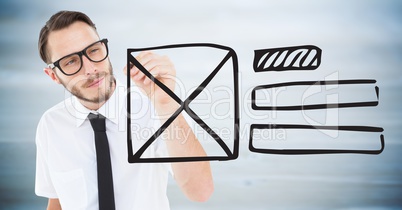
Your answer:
[251,80,379,111]
[249,124,384,155]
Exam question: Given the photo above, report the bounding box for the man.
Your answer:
[35,10,213,210]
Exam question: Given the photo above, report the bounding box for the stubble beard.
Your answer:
[59,62,116,105]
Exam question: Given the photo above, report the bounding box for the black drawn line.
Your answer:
[251,79,379,111]
[249,124,385,155]
[253,45,322,72]
[127,43,239,163]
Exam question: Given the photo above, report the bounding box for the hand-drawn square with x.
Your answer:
[127,44,239,163]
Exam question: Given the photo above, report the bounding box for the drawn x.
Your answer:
[127,44,239,162]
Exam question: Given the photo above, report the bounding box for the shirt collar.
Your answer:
[73,79,126,127]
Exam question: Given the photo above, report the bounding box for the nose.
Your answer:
[81,55,97,76]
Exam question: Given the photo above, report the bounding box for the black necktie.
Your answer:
[88,113,116,210]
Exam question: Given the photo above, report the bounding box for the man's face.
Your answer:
[46,21,115,107]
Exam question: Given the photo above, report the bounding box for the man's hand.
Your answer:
[124,51,177,115]
[47,198,61,210]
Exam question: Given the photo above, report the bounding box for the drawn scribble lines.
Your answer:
[253,45,322,72]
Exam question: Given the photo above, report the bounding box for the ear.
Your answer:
[44,67,61,84]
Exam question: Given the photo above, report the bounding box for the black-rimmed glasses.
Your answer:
[48,39,109,76]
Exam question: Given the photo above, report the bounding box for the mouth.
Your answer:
[87,76,104,88]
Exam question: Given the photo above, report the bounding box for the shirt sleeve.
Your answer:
[35,116,58,198]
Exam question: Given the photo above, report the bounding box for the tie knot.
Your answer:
[88,113,106,132]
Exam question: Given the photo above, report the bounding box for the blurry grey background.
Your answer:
[0,0,401,209]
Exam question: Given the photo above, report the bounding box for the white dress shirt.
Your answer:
[35,80,171,210]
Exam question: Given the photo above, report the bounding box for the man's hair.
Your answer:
[38,10,97,64]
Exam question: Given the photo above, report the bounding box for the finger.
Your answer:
[137,52,173,69]
[130,65,140,77]
[123,62,132,75]
[143,65,173,85]
[132,53,156,80]
[136,51,153,58]
[135,51,155,65]
[130,59,154,79]
[132,69,147,82]
[140,61,170,82]
[142,67,161,86]
[133,58,162,82]
[123,65,127,75]
[136,51,172,70]
[134,52,173,83]
[142,74,155,86]
[123,62,139,77]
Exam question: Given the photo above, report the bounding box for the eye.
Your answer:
[91,48,99,53]
[88,47,100,55]
[62,57,78,67]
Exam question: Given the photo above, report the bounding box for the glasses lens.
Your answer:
[86,41,108,62]
[59,54,82,75]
